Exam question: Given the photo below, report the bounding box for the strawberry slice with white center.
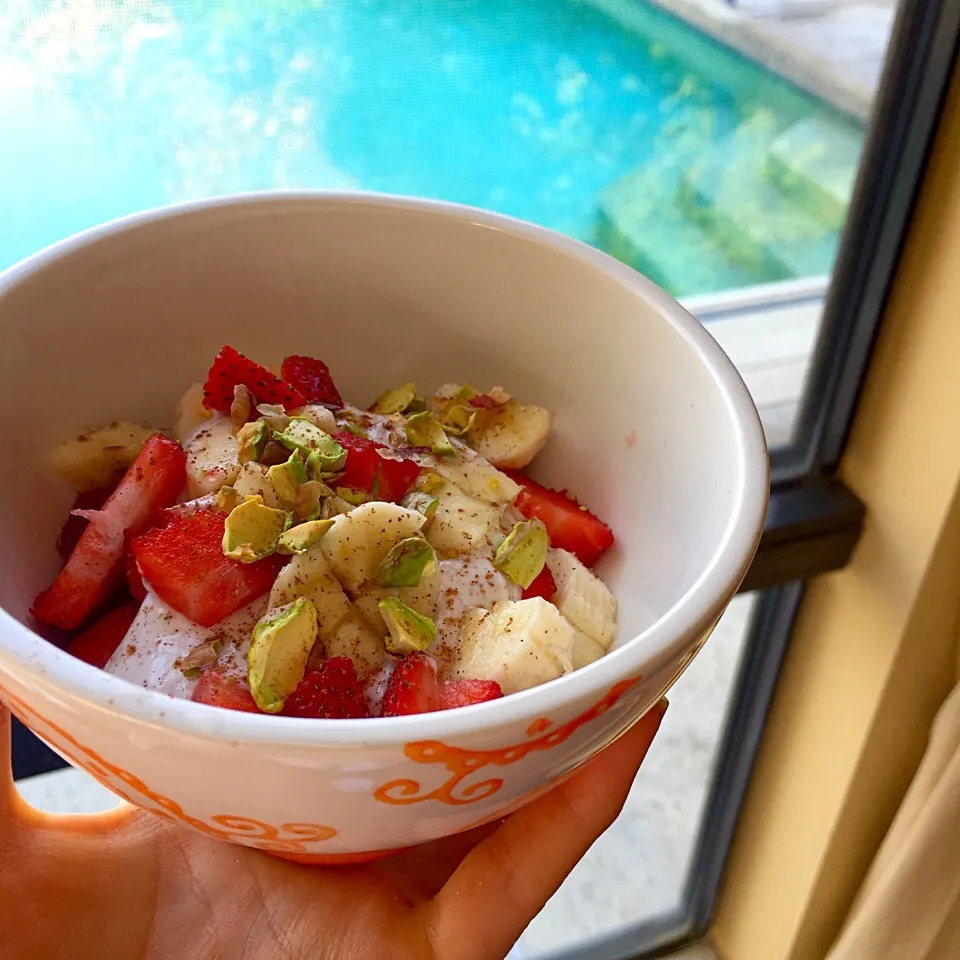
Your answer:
[32,435,186,631]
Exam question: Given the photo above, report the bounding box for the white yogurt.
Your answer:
[105,590,267,698]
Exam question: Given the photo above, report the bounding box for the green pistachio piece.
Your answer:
[374,537,437,588]
[277,518,336,555]
[401,490,440,521]
[215,485,243,514]
[493,518,549,589]
[418,472,446,495]
[441,404,477,437]
[222,495,288,562]
[236,419,270,464]
[293,479,333,522]
[378,597,437,655]
[406,396,428,414]
[267,450,308,503]
[247,598,318,713]
[405,412,455,457]
[306,436,348,478]
[336,487,368,506]
[342,421,368,438]
[274,418,342,460]
[371,382,417,415]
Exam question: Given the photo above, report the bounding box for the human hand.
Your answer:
[0,700,666,960]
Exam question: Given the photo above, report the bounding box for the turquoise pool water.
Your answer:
[0,0,863,296]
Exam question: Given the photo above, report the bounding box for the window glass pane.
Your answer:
[0,0,902,458]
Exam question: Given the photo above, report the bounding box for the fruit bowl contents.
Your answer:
[33,347,617,718]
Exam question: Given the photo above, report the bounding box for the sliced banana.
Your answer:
[572,630,606,670]
[424,480,500,554]
[547,548,618,650]
[320,502,426,592]
[233,461,283,508]
[291,404,338,434]
[452,598,575,694]
[468,400,553,470]
[433,446,521,506]
[183,414,241,498]
[270,545,384,677]
[52,421,156,492]
[174,382,212,444]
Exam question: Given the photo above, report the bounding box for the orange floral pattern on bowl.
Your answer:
[374,675,642,806]
[0,683,336,854]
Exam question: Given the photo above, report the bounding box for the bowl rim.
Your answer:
[0,190,768,745]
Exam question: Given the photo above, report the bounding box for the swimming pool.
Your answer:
[0,0,863,297]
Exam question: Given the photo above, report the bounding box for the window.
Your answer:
[6,1,958,957]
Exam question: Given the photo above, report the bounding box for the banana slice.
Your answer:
[270,544,384,677]
[572,630,606,670]
[183,414,241,498]
[52,421,156,492]
[320,502,426,592]
[452,598,575,694]
[291,404,337,434]
[424,480,500,553]
[433,447,521,506]
[174,382,212,444]
[546,548,618,650]
[468,400,553,470]
[233,462,283,508]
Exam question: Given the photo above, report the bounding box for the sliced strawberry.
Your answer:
[380,653,440,716]
[334,432,420,503]
[56,487,114,559]
[281,657,369,719]
[505,471,615,567]
[522,564,557,602]
[33,435,187,631]
[439,679,503,711]
[192,671,262,713]
[125,552,148,602]
[131,510,284,627]
[65,600,141,669]
[202,345,306,412]
[281,355,343,407]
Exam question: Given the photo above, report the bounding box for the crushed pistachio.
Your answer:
[493,518,549,589]
[370,382,417,415]
[236,419,269,464]
[268,450,308,503]
[374,537,437,588]
[379,597,437,655]
[277,518,336,554]
[406,412,455,456]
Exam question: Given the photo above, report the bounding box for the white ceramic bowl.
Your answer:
[0,194,767,862]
